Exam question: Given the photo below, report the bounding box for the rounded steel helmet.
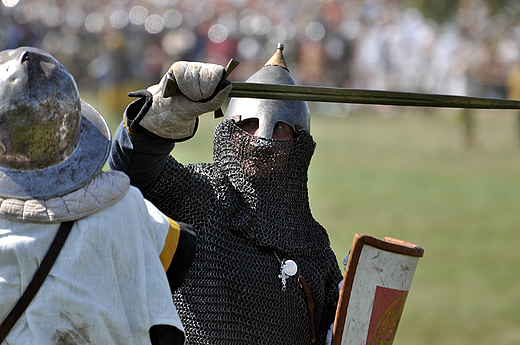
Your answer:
[0,47,111,200]
[225,43,310,138]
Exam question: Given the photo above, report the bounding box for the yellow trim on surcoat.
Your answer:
[160,218,181,271]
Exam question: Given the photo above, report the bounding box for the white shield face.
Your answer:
[332,234,424,345]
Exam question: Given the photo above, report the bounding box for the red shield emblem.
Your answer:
[366,286,408,344]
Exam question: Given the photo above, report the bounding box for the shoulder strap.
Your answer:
[0,221,75,342]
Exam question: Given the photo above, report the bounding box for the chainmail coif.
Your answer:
[145,120,342,344]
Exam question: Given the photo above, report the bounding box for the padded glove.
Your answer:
[139,61,232,140]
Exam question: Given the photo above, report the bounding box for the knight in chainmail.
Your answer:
[109,44,343,344]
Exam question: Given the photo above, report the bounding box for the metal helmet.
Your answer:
[0,47,111,200]
[225,43,310,139]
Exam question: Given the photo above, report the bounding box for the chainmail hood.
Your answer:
[213,119,331,255]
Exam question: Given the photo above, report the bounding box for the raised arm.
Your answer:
[109,61,232,194]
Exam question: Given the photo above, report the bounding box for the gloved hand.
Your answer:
[137,61,232,140]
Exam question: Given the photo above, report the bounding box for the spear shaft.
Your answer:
[228,82,520,110]
[162,58,520,110]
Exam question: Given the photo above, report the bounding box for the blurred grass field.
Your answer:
[104,104,520,344]
[306,107,520,345]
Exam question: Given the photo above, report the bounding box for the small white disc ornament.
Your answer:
[282,259,298,276]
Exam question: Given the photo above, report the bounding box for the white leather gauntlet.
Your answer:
[139,61,232,139]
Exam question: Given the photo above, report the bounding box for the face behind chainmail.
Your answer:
[213,120,332,255]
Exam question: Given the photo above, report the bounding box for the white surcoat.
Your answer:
[0,171,183,344]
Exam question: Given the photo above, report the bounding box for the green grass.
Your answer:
[101,101,520,344]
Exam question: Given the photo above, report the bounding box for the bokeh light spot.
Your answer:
[129,6,148,25]
[208,24,228,43]
[2,0,19,8]
[85,13,105,33]
[164,9,182,29]
[66,8,86,29]
[110,10,129,29]
[145,14,164,34]
[306,22,325,41]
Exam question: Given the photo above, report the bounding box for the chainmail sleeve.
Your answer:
[144,156,219,229]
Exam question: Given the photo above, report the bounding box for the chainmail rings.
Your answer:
[146,120,342,344]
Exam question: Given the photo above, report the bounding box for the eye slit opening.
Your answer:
[236,118,259,136]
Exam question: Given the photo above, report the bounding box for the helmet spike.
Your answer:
[264,43,288,71]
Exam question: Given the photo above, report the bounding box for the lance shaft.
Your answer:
[228,82,520,110]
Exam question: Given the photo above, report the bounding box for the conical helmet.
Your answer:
[0,47,111,200]
[225,43,310,138]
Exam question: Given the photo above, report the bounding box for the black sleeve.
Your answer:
[149,324,185,345]
[166,221,197,292]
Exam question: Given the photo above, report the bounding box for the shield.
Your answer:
[332,233,424,345]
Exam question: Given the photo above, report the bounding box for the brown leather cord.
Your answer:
[298,274,316,343]
[282,252,316,343]
[0,221,75,342]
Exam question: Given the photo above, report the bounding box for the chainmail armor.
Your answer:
[146,120,342,344]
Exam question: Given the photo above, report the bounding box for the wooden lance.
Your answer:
[163,59,520,117]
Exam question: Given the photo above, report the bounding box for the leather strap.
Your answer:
[0,221,75,342]
[297,274,316,343]
[282,252,316,343]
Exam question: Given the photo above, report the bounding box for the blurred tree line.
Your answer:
[405,0,516,23]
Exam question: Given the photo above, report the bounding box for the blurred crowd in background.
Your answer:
[2,0,520,119]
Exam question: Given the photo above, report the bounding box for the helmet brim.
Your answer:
[0,100,111,200]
